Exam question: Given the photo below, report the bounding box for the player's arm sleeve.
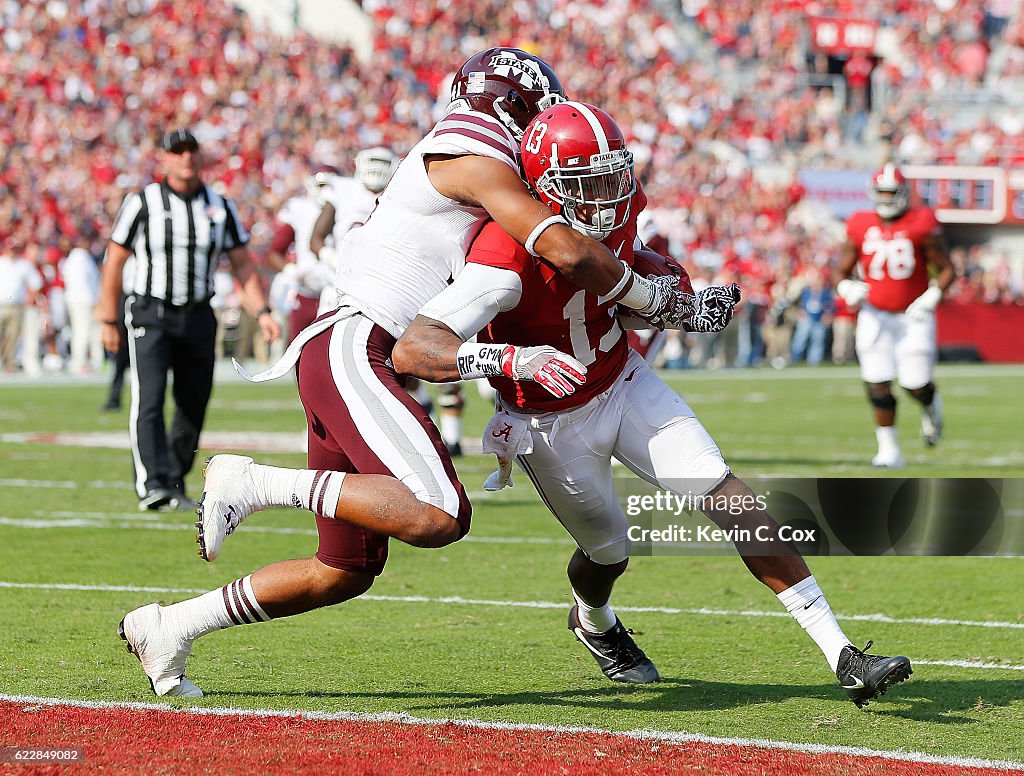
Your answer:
[422,111,520,172]
[417,263,523,341]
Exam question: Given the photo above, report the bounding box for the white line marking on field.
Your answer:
[916,659,1024,672]
[0,516,567,544]
[0,479,130,489]
[0,693,1021,771]
[2,581,1023,635]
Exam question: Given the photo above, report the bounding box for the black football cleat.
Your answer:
[568,606,660,683]
[836,640,912,708]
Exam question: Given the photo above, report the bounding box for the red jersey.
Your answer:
[846,206,941,312]
[472,189,647,412]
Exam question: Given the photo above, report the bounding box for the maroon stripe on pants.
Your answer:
[295,315,472,575]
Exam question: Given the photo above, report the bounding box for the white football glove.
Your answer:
[639,275,696,330]
[318,246,339,270]
[687,283,741,333]
[502,345,587,398]
[455,343,587,399]
[836,278,869,306]
[905,285,943,321]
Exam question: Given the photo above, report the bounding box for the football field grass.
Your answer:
[0,364,1022,768]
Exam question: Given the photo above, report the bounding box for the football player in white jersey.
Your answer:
[311,147,397,264]
[118,49,693,699]
[266,165,341,343]
[394,102,913,708]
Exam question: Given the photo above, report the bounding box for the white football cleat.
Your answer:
[871,448,906,468]
[196,454,263,562]
[118,603,202,697]
[920,395,943,447]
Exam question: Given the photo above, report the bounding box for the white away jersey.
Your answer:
[278,194,331,296]
[322,176,378,247]
[334,107,520,339]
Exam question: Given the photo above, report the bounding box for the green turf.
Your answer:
[0,365,1022,762]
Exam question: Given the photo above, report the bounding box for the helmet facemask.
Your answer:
[871,185,909,220]
[871,164,910,220]
[355,148,398,193]
[536,147,636,241]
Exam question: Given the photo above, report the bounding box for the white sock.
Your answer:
[572,589,617,634]
[250,465,346,517]
[163,575,271,642]
[875,426,899,454]
[776,575,852,672]
[440,413,462,447]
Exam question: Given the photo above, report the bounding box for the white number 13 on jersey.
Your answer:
[864,236,915,280]
[563,290,620,366]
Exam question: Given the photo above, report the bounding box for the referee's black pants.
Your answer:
[125,296,216,498]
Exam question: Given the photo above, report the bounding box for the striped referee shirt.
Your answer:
[110,181,249,306]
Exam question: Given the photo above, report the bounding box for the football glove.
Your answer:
[836,278,869,306]
[688,284,741,333]
[318,245,339,270]
[905,285,942,321]
[635,275,696,330]
[455,343,587,399]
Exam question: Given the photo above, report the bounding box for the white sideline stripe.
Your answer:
[916,659,1024,672]
[0,516,565,544]
[0,693,1021,772]
[2,581,1024,634]
[0,479,129,489]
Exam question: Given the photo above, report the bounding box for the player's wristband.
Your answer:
[617,267,659,314]
[256,306,273,318]
[524,215,568,256]
[456,342,510,380]
[597,260,632,305]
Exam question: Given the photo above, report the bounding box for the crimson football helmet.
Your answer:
[355,147,399,193]
[449,48,566,140]
[520,101,636,241]
[870,163,910,220]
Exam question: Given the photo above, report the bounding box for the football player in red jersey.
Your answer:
[394,103,911,707]
[117,50,696,701]
[835,164,956,468]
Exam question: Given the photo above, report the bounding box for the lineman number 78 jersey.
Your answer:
[846,206,941,312]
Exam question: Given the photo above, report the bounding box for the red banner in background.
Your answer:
[808,18,877,54]
[937,303,1024,362]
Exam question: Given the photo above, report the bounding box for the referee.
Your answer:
[96,128,280,511]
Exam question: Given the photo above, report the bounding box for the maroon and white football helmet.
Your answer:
[305,164,341,206]
[520,101,636,241]
[870,163,910,220]
[449,48,566,141]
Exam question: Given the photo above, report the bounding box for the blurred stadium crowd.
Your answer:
[1,0,1022,375]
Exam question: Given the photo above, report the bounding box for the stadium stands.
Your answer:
[0,0,1020,373]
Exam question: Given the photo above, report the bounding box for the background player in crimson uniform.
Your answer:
[835,163,956,468]
[394,102,910,708]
